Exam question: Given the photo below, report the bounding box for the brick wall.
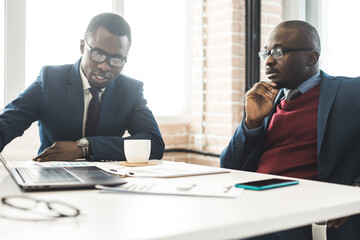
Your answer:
[161,0,282,166]
[160,123,190,162]
[260,0,283,80]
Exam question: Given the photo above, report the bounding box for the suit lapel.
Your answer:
[317,71,339,154]
[66,59,84,139]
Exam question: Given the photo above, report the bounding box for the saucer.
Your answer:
[119,160,158,167]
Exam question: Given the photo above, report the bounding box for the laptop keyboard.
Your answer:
[66,166,115,181]
[17,168,80,183]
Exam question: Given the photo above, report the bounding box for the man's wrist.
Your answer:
[244,118,263,129]
[77,138,90,158]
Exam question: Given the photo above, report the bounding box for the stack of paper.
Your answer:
[96,178,243,198]
[36,160,230,178]
[111,161,230,178]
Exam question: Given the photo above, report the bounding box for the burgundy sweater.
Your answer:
[257,84,321,180]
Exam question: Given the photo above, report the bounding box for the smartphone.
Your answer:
[234,178,299,190]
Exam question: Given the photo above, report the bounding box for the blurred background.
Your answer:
[1,0,358,165]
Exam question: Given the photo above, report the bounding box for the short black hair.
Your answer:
[84,13,131,46]
[278,20,321,53]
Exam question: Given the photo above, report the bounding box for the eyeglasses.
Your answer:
[1,195,80,221]
[258,47,315,61]
[84,39,127,68]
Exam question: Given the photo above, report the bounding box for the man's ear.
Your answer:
[307,51,320,66]
[80,39,85,55]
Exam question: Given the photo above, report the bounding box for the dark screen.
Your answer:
[237,178,296,187]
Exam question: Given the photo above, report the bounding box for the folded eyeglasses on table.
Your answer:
[1,195,80,221]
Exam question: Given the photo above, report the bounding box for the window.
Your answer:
[26,0,113,87]
[283,0,360,77]
[0,1,4,107]
[3,0,191,117]
[319,0,360,77]
[123,0,191,116]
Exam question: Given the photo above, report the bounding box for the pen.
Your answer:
[110,169,118,172]
[128,172,135,175]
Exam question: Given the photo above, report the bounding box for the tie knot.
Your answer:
[89,87,100,98]
[286,89,301,102]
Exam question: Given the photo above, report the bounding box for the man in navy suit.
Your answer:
[220,20,360,239]
[0,13,164,161]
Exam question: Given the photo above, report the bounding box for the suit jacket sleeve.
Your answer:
[0,77,43,152]
[220,120,265,171]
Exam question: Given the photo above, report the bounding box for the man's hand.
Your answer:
[326,183,359,228]
[245,80,279,129]
[33,141,83,162]
[327,216,348,228]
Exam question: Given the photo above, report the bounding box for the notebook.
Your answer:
[0,153,126,192]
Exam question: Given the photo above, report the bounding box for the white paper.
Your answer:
[97,178,244,198]
[112,162,230,178]
[35,161,92,168]
[35,161,230,178]
[34,161,124,175]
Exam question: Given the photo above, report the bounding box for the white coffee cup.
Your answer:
[124,139,151,163]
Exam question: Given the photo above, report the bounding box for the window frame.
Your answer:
[2,0,191,120]
[3,0,26,105]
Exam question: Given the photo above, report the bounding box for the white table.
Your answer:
[1,161,360,240]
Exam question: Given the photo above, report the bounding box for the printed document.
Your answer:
[36,160,230,178]
[97,178,243,198]
[111,161,230,178]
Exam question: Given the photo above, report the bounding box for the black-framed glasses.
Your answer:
[84,39,127,68]
[258,47,315,61]
[1,195,80,221]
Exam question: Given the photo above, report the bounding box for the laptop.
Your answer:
[0,153,126,191]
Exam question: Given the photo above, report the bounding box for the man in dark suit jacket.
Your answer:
[0,13,164,161]
[220,20,360,240]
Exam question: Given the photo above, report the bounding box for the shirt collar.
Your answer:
[79,65,106,94]
[79,65,91,91]
[284,71,321,98]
